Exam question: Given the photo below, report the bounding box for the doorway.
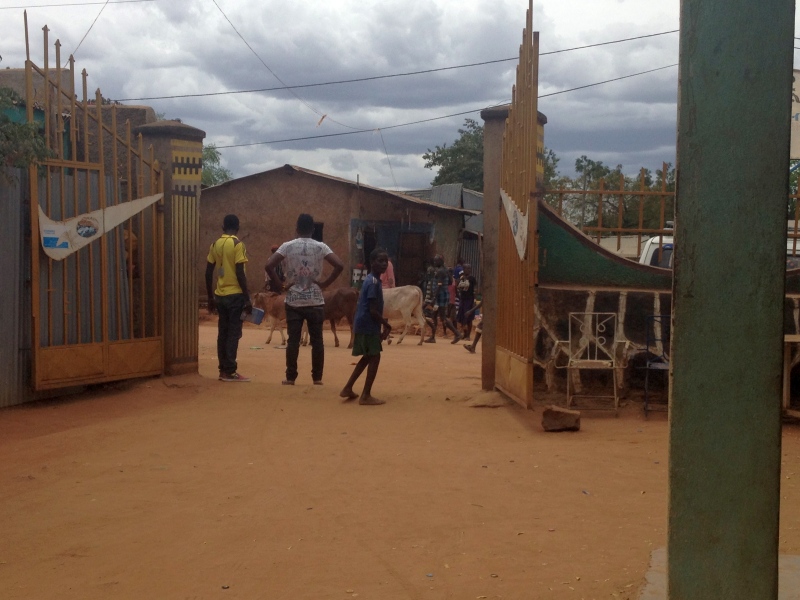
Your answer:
[396,232,433,287]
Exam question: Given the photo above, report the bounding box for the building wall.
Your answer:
[199,168,463,299]
[355,190,462,277]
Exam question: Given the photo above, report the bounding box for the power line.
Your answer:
[210,0,361,131]
[117,29,679,102]
[538,63,676,98]
[0,0,152,8]
[376,129,399,190]
[216,63,679,149]
[66,0,109,61]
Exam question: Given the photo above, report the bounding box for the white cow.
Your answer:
[382,285,427,345]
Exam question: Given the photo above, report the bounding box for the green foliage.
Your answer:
[202,143,233,187]
[546,155,676,232]
[574,155,614,188]
[542,147,565,189]
[423,118,484,191]
[420,118,678,233]
[0,87,51,176]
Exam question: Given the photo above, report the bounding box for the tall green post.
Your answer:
[669,1,794,598]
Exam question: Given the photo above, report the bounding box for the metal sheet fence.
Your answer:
[0,169,30,408]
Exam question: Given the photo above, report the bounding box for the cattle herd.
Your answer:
[253,285,429,348]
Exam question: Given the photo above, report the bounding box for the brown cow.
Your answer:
[254,288,358,348]
[253,291,287,345]
[323,287,358,349]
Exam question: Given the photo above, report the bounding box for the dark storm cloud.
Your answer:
[4,1,796,191]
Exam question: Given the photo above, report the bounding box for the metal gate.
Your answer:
[25,22,164,391]
[495,3,541,408]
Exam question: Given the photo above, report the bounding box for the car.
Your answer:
[638,236,674,268]
[639,233,800,269]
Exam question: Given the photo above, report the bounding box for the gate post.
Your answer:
[135,121,206,376]
[669,0,793,597]
[480,105,509,391]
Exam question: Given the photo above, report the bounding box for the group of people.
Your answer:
[205,213,482,402]
[205,212,391,405]
[420,256,481,351]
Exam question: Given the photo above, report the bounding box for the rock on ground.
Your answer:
[542,404,581,432]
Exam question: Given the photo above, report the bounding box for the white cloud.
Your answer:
[0,0,797,186]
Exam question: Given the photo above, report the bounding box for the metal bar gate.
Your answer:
[495,1,541,408]
[25,18,164,391]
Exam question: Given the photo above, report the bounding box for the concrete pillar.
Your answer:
[668,1,793,598]
[134,121,206,376]
[480,105,509,391]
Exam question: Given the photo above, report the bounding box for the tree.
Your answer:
[573,156,615,228]
[542,147,563,189]
[423,118,484,191]
[202,144,233,187]
[0,87,51,179]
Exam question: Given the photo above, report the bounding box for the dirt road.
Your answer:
[1,320,798,599]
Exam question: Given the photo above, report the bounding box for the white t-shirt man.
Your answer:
[275,237,334,307]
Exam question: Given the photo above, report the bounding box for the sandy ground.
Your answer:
[1,319,799,600]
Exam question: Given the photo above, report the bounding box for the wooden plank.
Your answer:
[495,346,533,409]
[38,344,104,382]
[107,339,163,376]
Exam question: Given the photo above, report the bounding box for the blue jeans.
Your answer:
[285,304,325,382]
[215,293,246,375]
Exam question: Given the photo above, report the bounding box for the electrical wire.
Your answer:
[216,63,679,149]
[210,0,361,131]
[117,29,680,102]
[376,129,399,190]
[66,0,109,62]
[0,0,152,8]
[538,63,676,98]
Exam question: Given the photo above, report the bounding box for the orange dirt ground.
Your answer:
[1,318,799,600]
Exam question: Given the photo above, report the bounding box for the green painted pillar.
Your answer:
[669,1,794,598]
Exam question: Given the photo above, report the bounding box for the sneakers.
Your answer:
[424,337,436,343]
[451,333,463,344]
[220,372,251,382]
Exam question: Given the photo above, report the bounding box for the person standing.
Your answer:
[265,213,343,385]
[446,266,457,330]
[380,256,396,289]
[425,255,462,344]
[456,263,477,341]
[340,248,392,405]
[205,214,252,382]
[463,299,483,353]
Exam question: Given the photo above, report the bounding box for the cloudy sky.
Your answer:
[0,0,797,190]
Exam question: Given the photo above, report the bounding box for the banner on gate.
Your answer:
[38,193,163,261]
[500,188,528,260]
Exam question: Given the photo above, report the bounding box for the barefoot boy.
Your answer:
[340,249,392,405]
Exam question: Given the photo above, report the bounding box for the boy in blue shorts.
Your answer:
[340,248,392,405]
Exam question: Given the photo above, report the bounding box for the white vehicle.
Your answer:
[639,234,800,269]
[638,236,674,268]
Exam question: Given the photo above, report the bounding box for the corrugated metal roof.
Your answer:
[462,189,483,210]
[403,188,433,200]
[465,214,484,234]
[429,183,463,208]
[462,189,484,234]
[207,165,479,216]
